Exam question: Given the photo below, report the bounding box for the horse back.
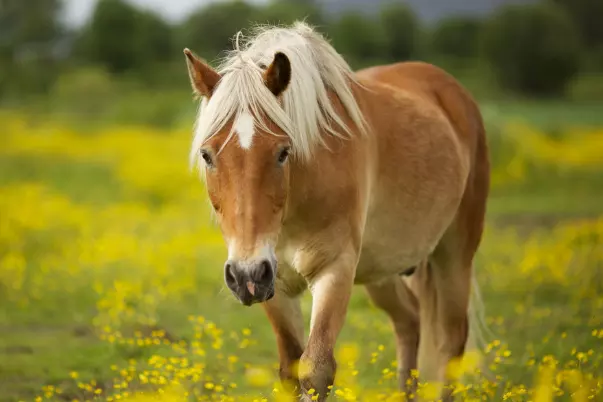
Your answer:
[352,61,490,276]
[357,61,486,157]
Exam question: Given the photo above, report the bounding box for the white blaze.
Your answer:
[227,239,238,260]
[227,240,277,271]
[234,112,255,149]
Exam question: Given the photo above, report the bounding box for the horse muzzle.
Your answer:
[224,258,276,306]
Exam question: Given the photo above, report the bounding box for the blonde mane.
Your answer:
[190,21,368,166]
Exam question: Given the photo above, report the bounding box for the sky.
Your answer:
[62,0,268,27]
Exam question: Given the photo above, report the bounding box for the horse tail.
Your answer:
[466,268,495,380]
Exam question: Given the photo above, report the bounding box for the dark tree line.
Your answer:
[0,0,601,99]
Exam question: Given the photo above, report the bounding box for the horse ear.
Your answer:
[183,48,221,98]
[263,52,291,97]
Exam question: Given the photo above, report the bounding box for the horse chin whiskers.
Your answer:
[217,285,242,305]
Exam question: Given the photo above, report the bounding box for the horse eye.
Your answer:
[278,147,290,164]
[200,149,213,167]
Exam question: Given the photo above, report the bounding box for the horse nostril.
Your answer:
[224,261,238,288]
[255,259,273,284]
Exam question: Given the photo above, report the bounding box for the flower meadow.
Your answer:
[0,111,602,401]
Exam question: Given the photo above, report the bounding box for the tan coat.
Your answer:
[184,22,489,401]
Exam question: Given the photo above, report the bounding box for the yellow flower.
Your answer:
[337,343,359,366]
[292,359,313,379]
[532,367,554,402]
[245,367,273,388]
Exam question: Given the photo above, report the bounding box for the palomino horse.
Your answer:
[183,22,489,401]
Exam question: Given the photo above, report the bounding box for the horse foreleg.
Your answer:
[262,288,305,394]
[299,255,356,402]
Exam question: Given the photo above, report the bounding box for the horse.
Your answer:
[183,21,489,401]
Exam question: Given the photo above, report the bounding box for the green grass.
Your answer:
[0,102,602,401]
[480,99,603,130]
[0,155,124,205]
[487,167,603,219]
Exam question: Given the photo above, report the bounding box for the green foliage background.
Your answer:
[1,0,603,119]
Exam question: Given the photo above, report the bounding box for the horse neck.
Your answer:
[283,131,370,238]
[282,84,371,234]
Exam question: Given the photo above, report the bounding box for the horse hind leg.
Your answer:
[413,144,488,400]
[365,275,420,396]
[412,245,474,401]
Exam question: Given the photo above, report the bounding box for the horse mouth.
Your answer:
[231,282,275,306]
[246,281,256,296]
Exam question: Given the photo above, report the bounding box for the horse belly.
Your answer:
[354,185,462,284]
[354,223,434,284]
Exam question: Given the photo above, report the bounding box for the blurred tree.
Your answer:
[180,0,260,62]
[379,3,418,62]
[76,0,174,74]
[431,17,481,60]
[76,0,140,73]
[552,0,603,70]
[551,0,602,50]
[330,12,387,67]
[0,0,64,95]
[256,0,325,29]
[134,10,174,65]
[482,2,581,96]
